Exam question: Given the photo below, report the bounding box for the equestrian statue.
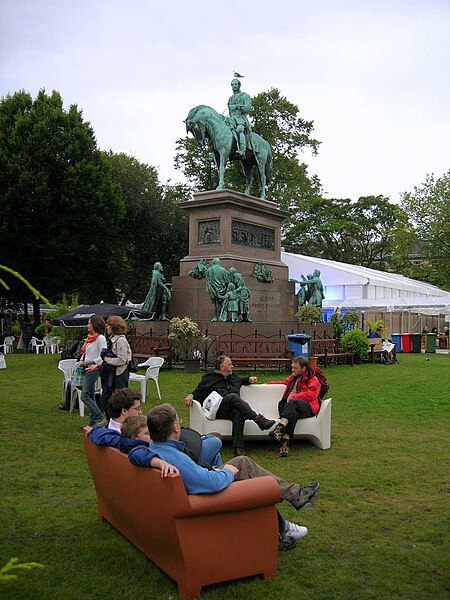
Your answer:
[184,79,273,200]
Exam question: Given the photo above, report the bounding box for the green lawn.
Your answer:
[1,352,449,599]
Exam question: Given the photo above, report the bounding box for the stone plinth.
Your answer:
[168,189,299,327]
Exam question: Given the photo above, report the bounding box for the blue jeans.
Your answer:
[198,435,222,468]
[81,370,103,424]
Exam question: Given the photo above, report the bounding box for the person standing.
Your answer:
[79,315,107,426]
[100,315,132,414]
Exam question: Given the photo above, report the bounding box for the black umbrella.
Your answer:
[52,303,155,327]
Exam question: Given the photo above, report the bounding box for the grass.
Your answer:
[1,352,449,599]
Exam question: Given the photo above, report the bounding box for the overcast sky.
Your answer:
[1,0,449,203]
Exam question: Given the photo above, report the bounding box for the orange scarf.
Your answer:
[80,332,100,357]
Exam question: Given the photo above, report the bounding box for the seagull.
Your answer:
[233,71,244,78]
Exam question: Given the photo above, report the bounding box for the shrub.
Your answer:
[340,328,369,360]
[295,304,323,323]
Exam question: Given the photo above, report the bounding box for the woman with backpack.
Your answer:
[100,315,132,416]
[268,356,326,457]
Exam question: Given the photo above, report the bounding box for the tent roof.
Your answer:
[281,251,449,297]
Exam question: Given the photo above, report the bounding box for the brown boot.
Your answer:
[269,423,284,442]
[254,414,276,431]
[279,439,290,458]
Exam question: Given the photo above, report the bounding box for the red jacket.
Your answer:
[269,370,320,416]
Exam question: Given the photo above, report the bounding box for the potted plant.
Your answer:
[168,317,206,372]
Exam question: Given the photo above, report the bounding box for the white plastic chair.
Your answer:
[57,359,77,404]
[44,336,55,354]
[0,336,14,354]
[30,336,45,353]
[129,357,164,403]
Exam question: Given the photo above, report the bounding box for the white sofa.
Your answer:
[189,384,332,450]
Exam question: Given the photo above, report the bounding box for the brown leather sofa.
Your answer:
[84,435,280,598]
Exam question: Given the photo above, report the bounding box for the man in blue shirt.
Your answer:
[130,404,321,550]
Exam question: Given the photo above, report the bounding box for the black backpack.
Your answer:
[312,366,329,402]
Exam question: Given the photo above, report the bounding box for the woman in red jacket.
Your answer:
[268,356,320,457]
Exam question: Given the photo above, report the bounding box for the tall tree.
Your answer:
[173,87,321,207]
[0,89,124,317]
[401,171,450,289]
[104,152,189,303]
[283,195,410,270]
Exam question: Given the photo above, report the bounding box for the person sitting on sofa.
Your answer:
[130,403,321,550]
[268,356,320,458]
[184,355,276,457]
[89,390,223,468]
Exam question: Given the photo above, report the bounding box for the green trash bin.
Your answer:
[410,333,421,353]
[426,333,436,353]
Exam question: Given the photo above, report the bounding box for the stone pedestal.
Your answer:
[168,189,299,334]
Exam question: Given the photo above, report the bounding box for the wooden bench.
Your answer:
[310,338,354,367]
[127,335,172,369]
[215,335,294,369]
[368,339,384,363]
[84,434,279,598]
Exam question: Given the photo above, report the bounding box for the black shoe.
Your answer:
[278,532,297,551]
[58,403,69,411]
[254,414,276,431]
[289,482,320,510]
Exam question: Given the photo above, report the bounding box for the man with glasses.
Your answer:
[107,388,143,432]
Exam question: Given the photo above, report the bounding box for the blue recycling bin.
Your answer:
[287,334,311,358]
[391,333,401,353]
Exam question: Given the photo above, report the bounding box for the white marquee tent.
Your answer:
[281,251,450,320]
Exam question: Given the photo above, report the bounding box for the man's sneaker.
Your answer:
[269,423,284,442]
[285,521,308,539]
[289,482,320,510]
[278,532,297,551]
[254,414,276,431]
[279,439,290,457]
[233,447,246,456]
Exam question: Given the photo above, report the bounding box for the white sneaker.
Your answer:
[285,521,308,539]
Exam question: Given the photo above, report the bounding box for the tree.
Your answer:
[0,89,124,319]
[173,87,321,207]
[401,171,450,290]
[283,195,410,269]
[104,152,189,303]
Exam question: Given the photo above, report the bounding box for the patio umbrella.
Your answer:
[52,304,155,327]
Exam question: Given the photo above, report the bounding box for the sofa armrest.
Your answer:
[178,476,280,518]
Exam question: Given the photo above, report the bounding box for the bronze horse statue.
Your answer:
[185,105,273,200]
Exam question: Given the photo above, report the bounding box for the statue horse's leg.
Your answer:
[243,160,253,195]
[256,151,267,199]
[215,150,227,190]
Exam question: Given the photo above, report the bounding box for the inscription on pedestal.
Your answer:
[250,294,281,319]
[232,220,275,250]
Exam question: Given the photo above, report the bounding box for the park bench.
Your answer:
[84,434,279,598]
[214,335,294,369]
[368,339,384,363]
[310,338,354,367]
[127,334,172,369]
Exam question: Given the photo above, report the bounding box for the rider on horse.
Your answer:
[227,79,251,158]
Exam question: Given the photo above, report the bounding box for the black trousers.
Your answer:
[280,399,313,436]
[215,393,257,448]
